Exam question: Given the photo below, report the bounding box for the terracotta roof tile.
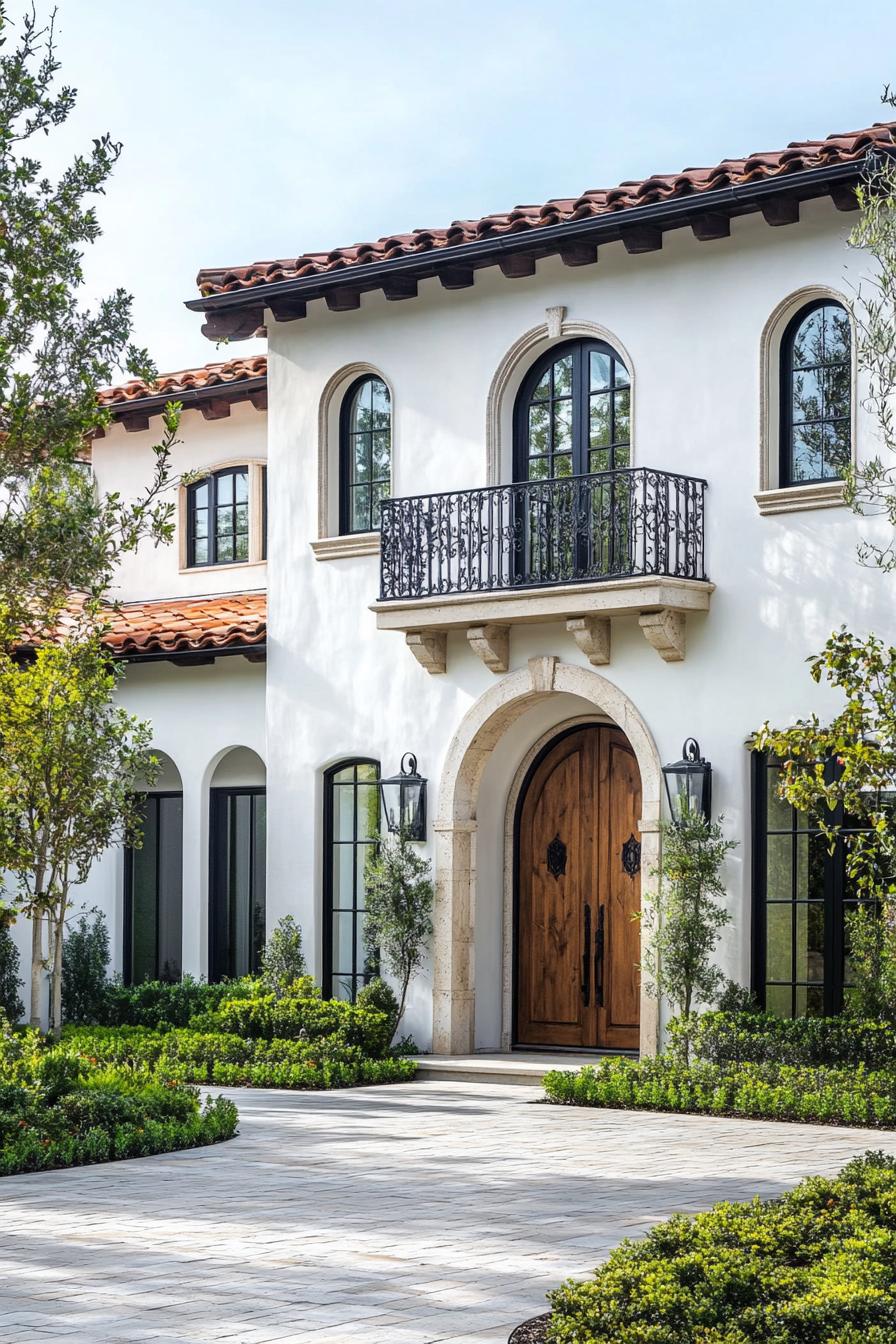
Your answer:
[98,355,267,407]
[195,123,896,296]
[104,593,266,657]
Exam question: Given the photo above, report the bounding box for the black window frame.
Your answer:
[338,375,392,536]
[750,751,879,1017]
[123,790,183,985]
[779,299,851,488]
[512,337,631,483]
[322,758,380,1002]
[208,785,266,983]
[187,465,251,568]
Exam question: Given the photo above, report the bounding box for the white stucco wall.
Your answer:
[91,399,267,603]
[263,199,894,1051]
[7,656,266,999]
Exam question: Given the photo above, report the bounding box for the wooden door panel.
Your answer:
[516,730,595,1048]
[598,731,642,1050]
[516,723,640,1052]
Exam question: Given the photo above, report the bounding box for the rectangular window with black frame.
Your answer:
[124,792,183,984]
[751,752,889,1016]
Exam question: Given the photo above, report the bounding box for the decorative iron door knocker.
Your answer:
[621,833,641,878]
[546,834,567,877]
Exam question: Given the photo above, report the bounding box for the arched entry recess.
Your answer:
[433,656,661,1057]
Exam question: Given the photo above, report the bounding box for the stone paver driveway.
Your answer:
[3,1079,896,1344]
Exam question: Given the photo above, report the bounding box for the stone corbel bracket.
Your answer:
[566,615,610,665]
[406,630,447,674]
[638,608,686,662]
[467,624,510,673]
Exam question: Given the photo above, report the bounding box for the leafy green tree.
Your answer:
[0,639,155,1035]
[364,831,433,1032]
[260,916,307,998]
[845,86,896,569]
[0,5,180,645]
[0,908,23,1021]
[642,810,735,1062]
[61,909,110,1025]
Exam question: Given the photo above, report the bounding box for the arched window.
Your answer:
[514,339,630,481]
[187,465,249,566]
[780,301,851,487]
[339,376,391,535]
[323,759,380,1001]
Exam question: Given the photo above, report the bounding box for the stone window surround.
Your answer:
[755,284,857,516]
[179,457,268,573]
[312,361,394,561]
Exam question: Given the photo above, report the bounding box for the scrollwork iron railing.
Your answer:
[378,467,707,601]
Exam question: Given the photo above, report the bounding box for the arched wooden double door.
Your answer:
[515,724,641,1051]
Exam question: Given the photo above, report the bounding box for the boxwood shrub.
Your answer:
[543,1055,896,1128]
[688,1009,896,1070]
[95,974,257,1028]
[1,1019,237,1177]
[547,1150,896,1343]
[65,1024,416,1090]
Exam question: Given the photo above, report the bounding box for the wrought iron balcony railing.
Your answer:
[378,467,707,602]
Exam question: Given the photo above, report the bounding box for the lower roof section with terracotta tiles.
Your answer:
[105,592,266,662]
[96,355,267,430]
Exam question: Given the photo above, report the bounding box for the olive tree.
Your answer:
[641,810,736,1062]
[0,639,155,1034]
[363,832,433,1033]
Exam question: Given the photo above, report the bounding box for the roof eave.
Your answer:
[185,155,880,328]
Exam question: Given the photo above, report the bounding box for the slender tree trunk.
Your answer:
[395,967,411,1040]
[29,911,43,1029]
[50,909,64,1040]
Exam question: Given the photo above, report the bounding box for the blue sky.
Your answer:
[42,0,896,371]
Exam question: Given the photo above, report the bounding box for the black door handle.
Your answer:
[595,904,605,1008]
[581,902,592,1006]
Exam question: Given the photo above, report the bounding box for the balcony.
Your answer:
[372,467,713,673]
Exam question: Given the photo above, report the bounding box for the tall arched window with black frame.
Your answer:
[779,300,851,487]
[339,377,391,535]
[323,759,380,1000]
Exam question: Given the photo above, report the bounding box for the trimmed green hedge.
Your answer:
[688,1010,896,1070]
[543,1055,896,1127]
[1,1023,238,1177]
[95,975,256,1028]
[190,990,394,1057]
[65,1025,416,1090]
[547,1151,896,1343]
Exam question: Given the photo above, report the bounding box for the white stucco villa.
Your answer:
[12,118,896,1056]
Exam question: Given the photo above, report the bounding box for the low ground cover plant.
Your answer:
[544,1055,896,1128]
[547,1151,896,1343]
[0,1016,237,1177]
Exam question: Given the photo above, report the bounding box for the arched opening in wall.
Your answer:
[434,658,661,1058]
[124,751,183,985]
[209,747,267,982]
[513,722,641,1052]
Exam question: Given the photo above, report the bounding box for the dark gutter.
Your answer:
[116,642,267,665]
[185,157,875,316]
[106,376,267,418]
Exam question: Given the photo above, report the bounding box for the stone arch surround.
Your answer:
[432,656,662,1056]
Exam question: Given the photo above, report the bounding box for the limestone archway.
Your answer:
[433,656,662,1056]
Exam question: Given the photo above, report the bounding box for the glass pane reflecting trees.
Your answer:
[324,759,380,1000]
[781,302,851,485]
[341,377,391,534]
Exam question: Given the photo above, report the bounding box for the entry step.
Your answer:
[412,1051,628,1085]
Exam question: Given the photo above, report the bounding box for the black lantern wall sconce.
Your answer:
[662,739,712,824]
[379,753,427,840]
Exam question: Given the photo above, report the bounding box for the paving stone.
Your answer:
[2,1079,895,1342]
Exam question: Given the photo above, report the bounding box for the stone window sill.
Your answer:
[755,480,846,516]
[310,532,381,561]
